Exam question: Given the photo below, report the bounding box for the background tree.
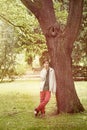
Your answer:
[0,0,45,61]
[71,0,87,80]
[0,0,46,72]
[72,0,87,66]
[0,20,16,82]
[21,0,85,113]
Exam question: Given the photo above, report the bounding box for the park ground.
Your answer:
[0,80,87,130]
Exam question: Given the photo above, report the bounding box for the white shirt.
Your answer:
[40,67,56,93]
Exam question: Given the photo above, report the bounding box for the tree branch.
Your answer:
[0,14,23,29]
[64,0,83,50]
[0,14,28,34]
[20,0,41,17]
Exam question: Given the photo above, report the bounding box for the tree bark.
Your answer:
[21,0,85,113]
[46,36,84,113]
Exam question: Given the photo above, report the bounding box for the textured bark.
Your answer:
[21,0,85,113]
[47,36,84,113]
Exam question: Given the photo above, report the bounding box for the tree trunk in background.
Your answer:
[21,0,85,113]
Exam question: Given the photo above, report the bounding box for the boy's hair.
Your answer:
[43,59,50,64]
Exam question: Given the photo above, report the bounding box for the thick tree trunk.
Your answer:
[46,36,84,113]
[21,0,85,113]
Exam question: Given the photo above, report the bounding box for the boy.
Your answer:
[34,59,56,117]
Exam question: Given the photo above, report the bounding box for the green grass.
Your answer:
[0,80,87,130]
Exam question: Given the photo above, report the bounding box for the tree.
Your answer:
[0,20,16,82]
[21,0,85,114]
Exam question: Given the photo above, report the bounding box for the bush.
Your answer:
[72,66,87,81]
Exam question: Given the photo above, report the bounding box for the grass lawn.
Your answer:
[0,80,87,130]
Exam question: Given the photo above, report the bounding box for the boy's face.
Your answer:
[43,61,49,69]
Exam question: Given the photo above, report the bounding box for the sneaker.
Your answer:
[34,109,39,117]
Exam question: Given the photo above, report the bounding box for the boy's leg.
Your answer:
[40,91,45,114]
[36,91,51,113]
[34,91,45,116]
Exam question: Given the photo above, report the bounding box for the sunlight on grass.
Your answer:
[0,80,87,130]
[75,82,87,110]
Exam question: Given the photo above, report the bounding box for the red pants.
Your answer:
[36,91,51,114]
